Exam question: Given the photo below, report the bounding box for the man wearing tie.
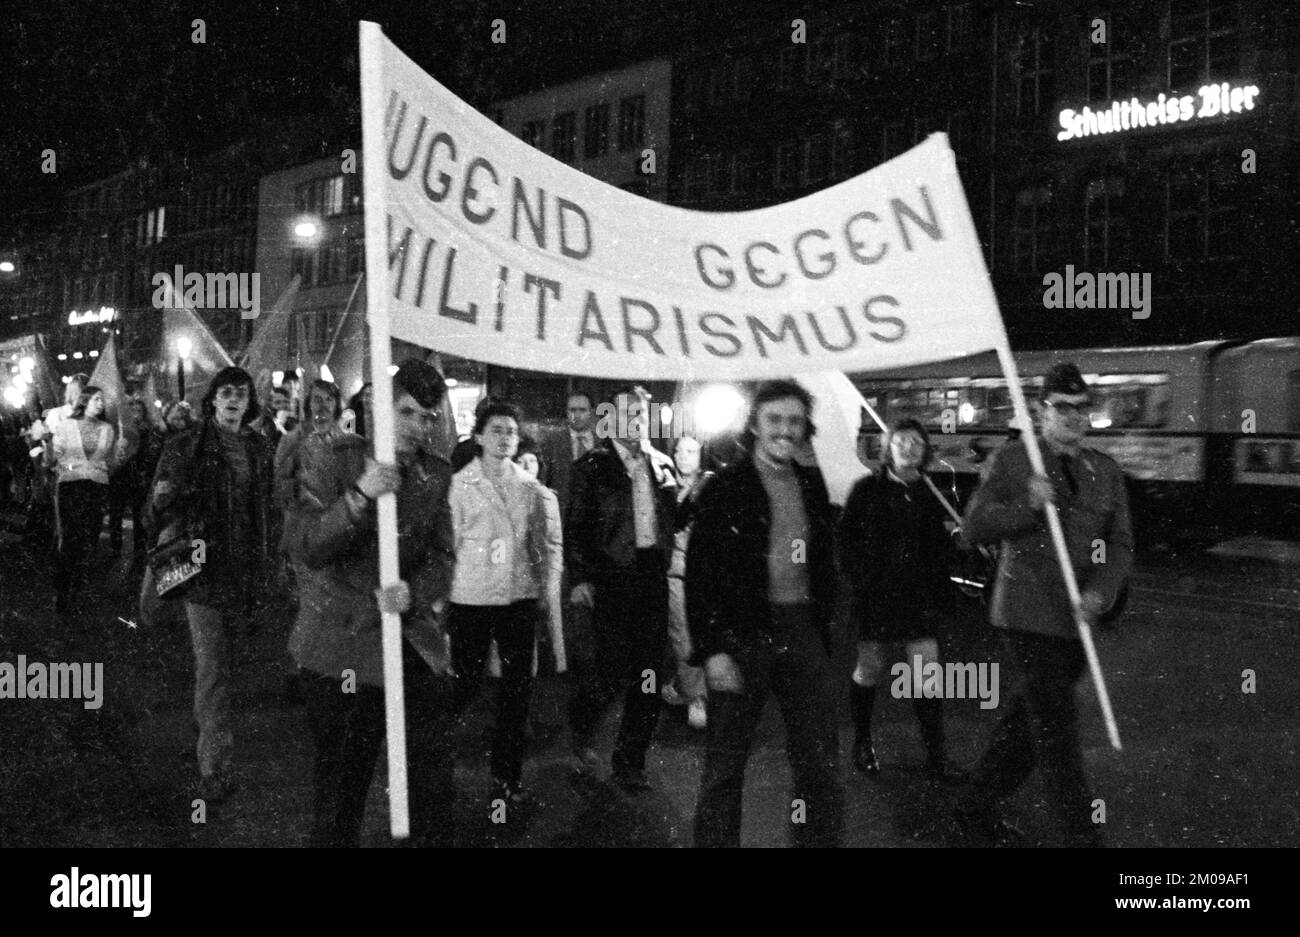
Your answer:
[566,385,679,793]
[543,390,598,518]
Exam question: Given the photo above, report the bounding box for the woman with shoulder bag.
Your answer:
[147,366,270,802]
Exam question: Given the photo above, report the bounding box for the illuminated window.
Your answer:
[1012,185,1053,273]
[584,103,610,159]
[618,95,646,151]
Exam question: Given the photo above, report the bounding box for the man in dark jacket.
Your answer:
[282,359,456,847]
[565,385,679,793]
[955,363,1133,847]
[687,380,842,847]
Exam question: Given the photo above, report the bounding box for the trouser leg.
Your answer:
[186,601,233,780]
[403,639,456,848]
[491,601,538,787]
[611,553,668,775]
[302,668,384,848]
[694,644,771,848]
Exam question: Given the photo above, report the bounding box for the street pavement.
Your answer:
[0,525,1296,848]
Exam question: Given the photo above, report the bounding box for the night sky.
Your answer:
[1,0,711,239]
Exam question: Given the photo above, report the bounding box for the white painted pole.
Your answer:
[359,20,410,838]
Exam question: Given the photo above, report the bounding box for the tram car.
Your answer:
[848,337,1300,545]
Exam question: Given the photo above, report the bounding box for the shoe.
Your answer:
[687,698,707,730]
[612,767,653,794]
[925,756,968,785]
[853,740,881,777]
[198,772,237,804]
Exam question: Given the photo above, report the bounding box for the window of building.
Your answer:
[948,110,972,157]
[618,95,646,151]
[324,176,344,216]
[708,63,731,106]
[730,150,753,195]
[831,123,854,178]
[1016,27,1055,116]
[733,55,755,101]
[1165,157,1243,261]
[885,17,909,65]
[522,120,545,150]
[346,231,364,278]
[775,142,799,188]
[584,103,610,159]
[1084,176,1131,267]
[1169,0,1239,90]
[1088,10,1134,100]
[804,134,831,184]
[916,11,941,61]
[1012,184,1053,272]
[551,112,576,163]
[832,33,857,81]
[947,3,973,51]
[291,248,315,287]
[883,120,908,159]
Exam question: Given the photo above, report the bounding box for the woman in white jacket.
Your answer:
[448,401,564,808]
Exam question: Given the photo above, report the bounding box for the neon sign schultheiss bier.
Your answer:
[1057,82,1259,141]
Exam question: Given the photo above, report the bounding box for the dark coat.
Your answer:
[962,438,1134,640]
[837,469,955,642]
[147,419,271,611]
[564,440,679,585]
[685,455,837,665]
[281,433,455,685]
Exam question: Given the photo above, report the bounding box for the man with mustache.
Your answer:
[687,380,842,847]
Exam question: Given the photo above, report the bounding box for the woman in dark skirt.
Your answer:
[838,417,963,782]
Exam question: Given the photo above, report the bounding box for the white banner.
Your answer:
[367,29,1007,381]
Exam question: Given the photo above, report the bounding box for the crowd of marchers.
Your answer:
[2,358,1131,848]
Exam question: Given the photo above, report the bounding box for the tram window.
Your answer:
[1288,370,1300,432]
[1087,375,1170,428]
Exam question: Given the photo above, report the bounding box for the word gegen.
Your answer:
[1057,82,1259,141]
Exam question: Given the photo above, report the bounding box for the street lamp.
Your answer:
[0,261,15,274]
[177,336,192,401]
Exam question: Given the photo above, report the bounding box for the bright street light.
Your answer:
[294,220,320,240]
[0,261,15,274]
[694,384,747,436]
[177,337,192,360]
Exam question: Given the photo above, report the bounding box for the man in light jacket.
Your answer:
[448,401,564,809]
[283,359,456,848]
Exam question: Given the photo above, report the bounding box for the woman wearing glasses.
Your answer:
[148,366,272,802]
[838,417,964,783]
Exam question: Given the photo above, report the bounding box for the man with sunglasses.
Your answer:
[955,363,1133,848]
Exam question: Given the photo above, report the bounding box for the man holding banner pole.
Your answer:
[954,363,1132,847]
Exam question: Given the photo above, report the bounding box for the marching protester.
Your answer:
[954,364,1133,847]
[838,417,964,782]
[107,397,163,557]
[162,400,196,437]
[542,389,597,517]
[447,401,564,807]
[282,359,458,848]
[661,434,711,730]
[344,382,372,438]
[566,385,678,793]
[148,366,272,802]
[687,380,842,848]
[47,384,122,614]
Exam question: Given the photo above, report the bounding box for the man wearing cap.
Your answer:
[955,363,1133,847]
[283,359,457,847]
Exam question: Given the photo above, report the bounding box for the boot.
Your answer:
[849,682,880,777]
[914,697,965,784]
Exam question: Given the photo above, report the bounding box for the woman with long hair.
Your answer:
[838,417,964,783]
[48,385,120,613]
[147,366,271,802]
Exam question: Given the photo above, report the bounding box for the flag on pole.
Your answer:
[31,334,64,412]
[239,273,302,401]
[88,333,126,428]
[160,276,234,405]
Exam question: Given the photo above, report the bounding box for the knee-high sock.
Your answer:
[913,697,946,762]
[849,683,876,745]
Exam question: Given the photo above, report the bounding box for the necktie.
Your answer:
[1059,454,1078,497]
